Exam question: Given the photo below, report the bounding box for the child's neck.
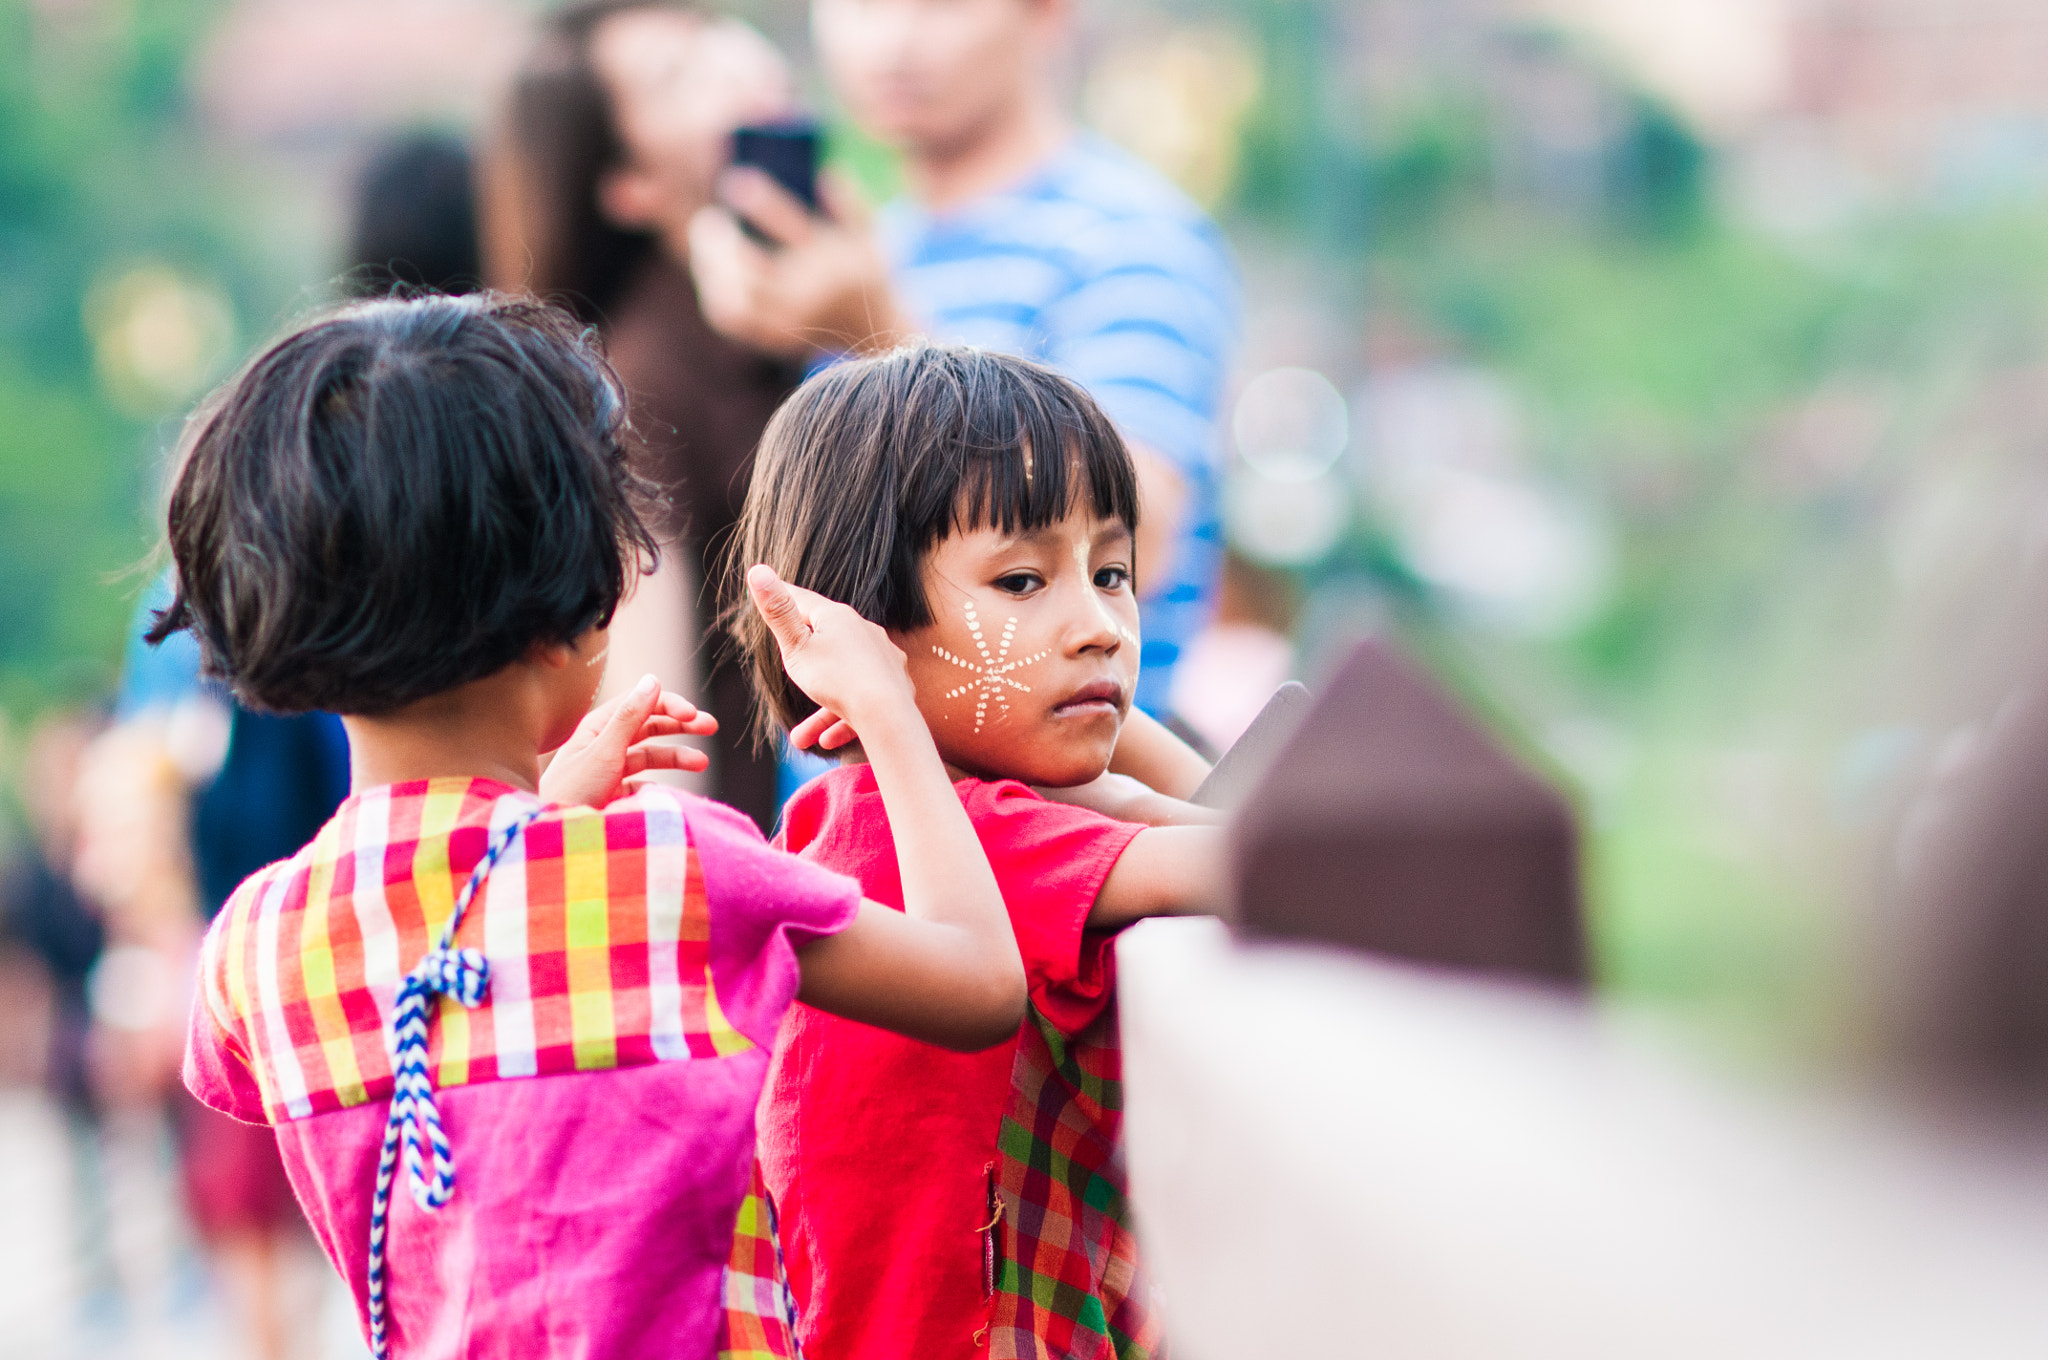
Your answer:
[342,670,549,796]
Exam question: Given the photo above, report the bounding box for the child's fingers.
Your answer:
[629,693,718,740]
[629,713,717,740]
[817,719,857,751]
[598,675,662,747]
[651,691,712,724]
[747,564,813,655]
[624,744,711,776]
[788,706,840,750]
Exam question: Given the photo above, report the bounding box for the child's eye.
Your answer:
[994,572,1042,595]
[1093,565,1131,591]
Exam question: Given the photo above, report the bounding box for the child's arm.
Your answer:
[1087,826,1230,929]
[1107,708,1211,800]
[748,566,1026,1052]
[1037,772,1223,827]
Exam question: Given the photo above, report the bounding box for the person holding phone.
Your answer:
[688,0,1241,719]
[484,0,815,831]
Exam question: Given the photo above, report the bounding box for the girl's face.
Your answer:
[893,507,1140,787]
[589,10,793,228]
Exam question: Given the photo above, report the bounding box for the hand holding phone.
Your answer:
[731,120,820,245]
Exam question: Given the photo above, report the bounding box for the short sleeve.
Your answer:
[968,782,1145,1037]
[1039,217,1239,479]
[676,792,864,1049]
[183,919,268,1124]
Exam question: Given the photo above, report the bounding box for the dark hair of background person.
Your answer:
[732,344,1140,742]
[492,0,692,323]
[147,294,656,716]
[346,130,483,297]
[484,0,805,833]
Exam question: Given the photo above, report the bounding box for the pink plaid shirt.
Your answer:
[186,777,859,1360]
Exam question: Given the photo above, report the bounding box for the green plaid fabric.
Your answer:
[987,1003,1164,1359]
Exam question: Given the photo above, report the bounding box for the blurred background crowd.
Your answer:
[10,0,2048,1354]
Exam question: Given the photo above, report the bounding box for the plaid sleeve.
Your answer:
[182,895,269,1124]
[678,794,864,1050]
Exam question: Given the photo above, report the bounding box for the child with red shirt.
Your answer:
[149,297,1028,1360]
[731,344,1226,1360]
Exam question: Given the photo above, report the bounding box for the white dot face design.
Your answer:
[931,602,1051,733]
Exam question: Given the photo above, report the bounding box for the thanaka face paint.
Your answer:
[930,600,1052,733]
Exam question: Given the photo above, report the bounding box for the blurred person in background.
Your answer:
[0,710,118,1315]
[484,0,802,832]
[1,710,107,1116]
[1168,550,1299,754]
[346,129,482,297]
[689,0,1241,719]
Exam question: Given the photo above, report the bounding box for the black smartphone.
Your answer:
[731,120,820,243]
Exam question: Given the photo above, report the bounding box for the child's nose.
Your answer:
[1065,591,1125,655]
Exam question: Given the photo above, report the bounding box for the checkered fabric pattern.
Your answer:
[198,777,754,1125]
[988,1004,1164,1360]
[718,1157,805,1360]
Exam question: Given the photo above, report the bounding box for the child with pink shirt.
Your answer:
[153,295,1026,1359]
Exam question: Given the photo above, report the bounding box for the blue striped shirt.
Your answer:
[880,133,1241,714]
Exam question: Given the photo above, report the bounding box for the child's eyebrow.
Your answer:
[987,522,1133,554]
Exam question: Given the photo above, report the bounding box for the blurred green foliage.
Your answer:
[0,0,258,716]
[1205,4,2048,1043]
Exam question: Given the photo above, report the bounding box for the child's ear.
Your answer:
[531,640,576,671]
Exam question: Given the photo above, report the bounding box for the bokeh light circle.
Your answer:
[1226,467,1350,567]
[1233,366,1349,483]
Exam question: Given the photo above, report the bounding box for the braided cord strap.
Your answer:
[366,806,542,1360]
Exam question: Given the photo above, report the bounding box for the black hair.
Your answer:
[346,130,482,297]
[147,293,657,715]
[730,343,1140,738]
[490,0,695,323]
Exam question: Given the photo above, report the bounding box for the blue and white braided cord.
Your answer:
[365,806,541,1360]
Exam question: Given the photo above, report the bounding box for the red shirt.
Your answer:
[762,766,1162,1360]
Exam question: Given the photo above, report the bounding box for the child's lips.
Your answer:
[1052,679,1124,717]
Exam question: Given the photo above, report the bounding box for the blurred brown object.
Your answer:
[1881,683,2048,1094]
[1230,636,1587,988]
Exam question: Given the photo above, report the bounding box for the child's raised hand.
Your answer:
[748,564,914,740]
[789,705,859,753]
[539,674,718,808]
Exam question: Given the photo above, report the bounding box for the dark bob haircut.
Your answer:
[730,343,1139,741]
[148,293,656,715]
